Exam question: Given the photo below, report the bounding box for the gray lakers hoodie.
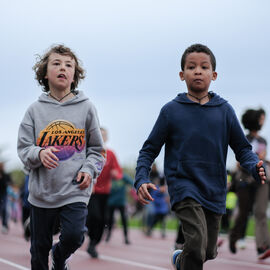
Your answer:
[17,91,106,208]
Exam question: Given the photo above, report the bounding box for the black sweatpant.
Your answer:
[87,193,109,247]
[30,202,87,270]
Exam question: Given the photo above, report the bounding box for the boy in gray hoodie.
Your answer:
[17,44,106,270]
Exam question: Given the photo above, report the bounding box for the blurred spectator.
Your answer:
[220,170,237,233]
[86,127,123,258]
[229,108,270,259]
[142,163,164,234]
[20,173,31,240]
[146,182,169,238]
[105,173,133,244]
[0,162,11,234]
[7,182,20,223]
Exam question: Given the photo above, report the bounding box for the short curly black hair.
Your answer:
[33,44,85,92]
[241,108,265,131]
[181,44,216,71]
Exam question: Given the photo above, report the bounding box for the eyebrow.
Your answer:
[186,60,210,65]
[51,58,74,64]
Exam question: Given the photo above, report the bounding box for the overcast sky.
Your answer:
[1,0,270,172]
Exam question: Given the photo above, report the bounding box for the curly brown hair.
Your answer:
[33,44,85,92]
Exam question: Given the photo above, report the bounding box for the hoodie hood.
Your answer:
[173,91,227,107]
[38,90,89,105]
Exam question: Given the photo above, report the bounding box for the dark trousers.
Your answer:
[175,222,185,245]
[30,202,87,270]
[174,198,222,270]
[87,193,109,247]
[107,205,128,238]
[229,186,255,243]
[0,194,8,228]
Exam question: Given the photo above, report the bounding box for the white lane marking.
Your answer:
[77,250,170,270]
[0,258,30,270]
[215,257,270,269]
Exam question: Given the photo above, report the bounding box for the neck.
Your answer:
[250,130,259,137]
[187,91,210,104]
[49,89,74,102]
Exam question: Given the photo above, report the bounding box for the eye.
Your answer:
[187,66,195,70]
[66,63,73,68]
[53,62,60,66]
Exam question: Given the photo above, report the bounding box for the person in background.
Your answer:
[86,127,123,258]
[0,162,11,234]
[7,181,20,223]
[146,179,169,238]
[229,108,270,259]
[105,173,133,245]
[20,172,31,240]
[142,163,164,235]
[220,171,237,234]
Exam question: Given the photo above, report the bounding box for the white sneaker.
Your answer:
[237,238,246,250]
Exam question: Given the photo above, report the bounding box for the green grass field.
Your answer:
[124,216,270,236]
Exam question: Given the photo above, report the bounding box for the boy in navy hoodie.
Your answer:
[134,44,266,270]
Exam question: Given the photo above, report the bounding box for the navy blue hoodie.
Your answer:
[135,92,260,214]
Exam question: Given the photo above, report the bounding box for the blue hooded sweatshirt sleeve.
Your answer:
[135,92,259,214]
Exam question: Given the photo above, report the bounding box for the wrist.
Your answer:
[39,148,45,160]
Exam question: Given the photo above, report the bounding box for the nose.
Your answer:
[194,66,202,74]
[60,63,66,70]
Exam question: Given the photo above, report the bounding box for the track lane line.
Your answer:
[0,257,30,270]
[77,250,170,270]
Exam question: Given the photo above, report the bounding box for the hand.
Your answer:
[39,147,59,169]
[257,160,267,184]
[137,183,157,205]
[76,172,92,190]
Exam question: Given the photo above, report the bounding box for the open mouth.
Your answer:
[57,74,66,79]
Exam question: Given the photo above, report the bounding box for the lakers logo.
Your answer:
[37,120,85,161]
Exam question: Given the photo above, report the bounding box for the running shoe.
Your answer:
[258,248,270,260]
[172,249,182,270]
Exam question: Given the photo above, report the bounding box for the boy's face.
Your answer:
[45,53,75,93]
[179,52,217,93]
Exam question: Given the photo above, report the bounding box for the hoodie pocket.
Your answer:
[177,160,226,198]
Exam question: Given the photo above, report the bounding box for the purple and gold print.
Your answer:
[37,120,85,160]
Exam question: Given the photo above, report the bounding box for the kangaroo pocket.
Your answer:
[177,160,226,199]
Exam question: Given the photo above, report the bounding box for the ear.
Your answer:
[179,71,185,81]
[212,71,217,81]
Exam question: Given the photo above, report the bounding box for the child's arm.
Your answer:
[135,107,168,199]
[17,109,44,169]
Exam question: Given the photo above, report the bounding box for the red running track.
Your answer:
[1,222,270,270]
